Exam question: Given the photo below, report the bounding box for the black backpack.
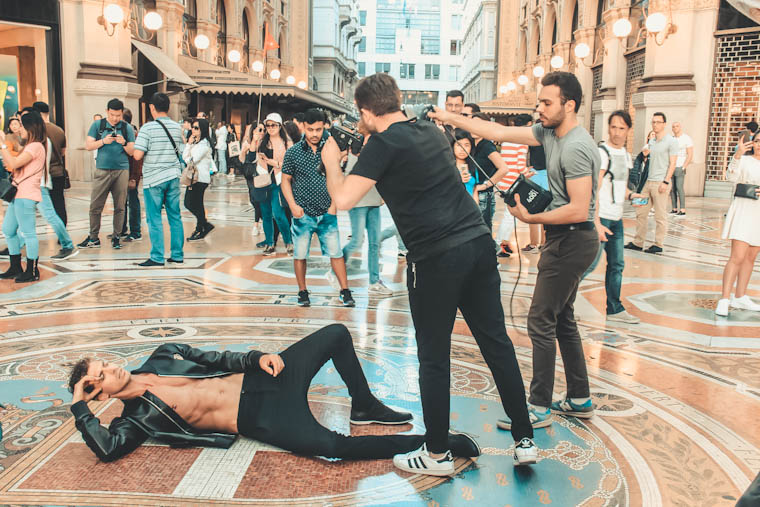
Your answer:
[96,118,129,141]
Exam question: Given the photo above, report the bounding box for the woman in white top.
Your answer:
[183,118,216,241]
[716,133,760,317]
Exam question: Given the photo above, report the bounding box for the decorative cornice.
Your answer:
[636,74,697,93]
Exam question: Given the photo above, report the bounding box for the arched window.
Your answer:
[262,24,266,49]
[596,0,610,26]
[243,11,250,70]
[571,1,579,41]
[183,0,198,57]
[278,34,283,60]
[552,19,558,47]
[536,18,542,57]
[217,0,227,66]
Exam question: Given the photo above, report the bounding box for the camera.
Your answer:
[402,103,435,122]
[329,120,364,156]
[502,174,553,214]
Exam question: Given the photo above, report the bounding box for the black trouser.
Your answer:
[528,228,598,408]
[50,175,68,226]
[738,472,760,507]
[237,324,424,459]
[184,182,208,231]
[407,234,533,453]
[121,187,142,236]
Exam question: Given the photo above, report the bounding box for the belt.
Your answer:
[544,222,595,233]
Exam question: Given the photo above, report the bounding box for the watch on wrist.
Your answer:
[663,180,671,184]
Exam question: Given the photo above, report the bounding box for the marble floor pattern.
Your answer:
[0,177,758,506]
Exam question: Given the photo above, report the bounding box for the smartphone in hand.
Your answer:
[632,197,649,206]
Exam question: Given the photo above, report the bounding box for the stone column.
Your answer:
[195,20,219,65]
[594,7,630,142]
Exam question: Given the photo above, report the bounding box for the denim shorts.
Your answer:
[291,213,341,260]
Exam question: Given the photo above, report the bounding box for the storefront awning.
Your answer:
[131,40,197,88]
[193,84,295,97]
[477,96,536,117]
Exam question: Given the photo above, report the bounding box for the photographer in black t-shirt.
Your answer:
[321,73,537,476]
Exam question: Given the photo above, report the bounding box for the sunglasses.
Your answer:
[192,126,200,130]
[265,123,279,128]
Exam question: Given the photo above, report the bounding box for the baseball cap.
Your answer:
[265,113,283,125]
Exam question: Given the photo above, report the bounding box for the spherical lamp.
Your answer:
[194,34,210,50]
[270,69,281,80]
[550,55,564,69]
[506,81,516,92]
[252,60,264,73]
[645,12,667,34]
[286,75,296,85]
[517,74,529,86]
[228,50,241,63]
[143,12,163,31]
[612,18,632,38]
[103,3,125,24]
[297,81,307,89]
[574,43,591,59]
[532,66,545,78]
[499,85,508,94]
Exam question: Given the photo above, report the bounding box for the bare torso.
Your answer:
[134,373,244,434]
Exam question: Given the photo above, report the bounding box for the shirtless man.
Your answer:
[69,324,480,466]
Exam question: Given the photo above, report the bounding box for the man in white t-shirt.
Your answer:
[215,122,228,175]
[587,111,642,324]
[670,121,693,215]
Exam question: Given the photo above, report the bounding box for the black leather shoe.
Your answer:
[624,242,643,251]
[644,245,663,254]
[448,431,481,458]
[350,402,412,425]
[166,258,184,264]
[136,259,165,267]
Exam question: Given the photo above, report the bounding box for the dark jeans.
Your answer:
[581,218,625,315]
[50,175,68,226]
[528,228,598,408]
[670,166,686,209]
[737,472,760,507]
[121,187,141,235]
[478,190,496,232]
[184,182,209,231]
[407,234,533,453]
[237,324,421,458]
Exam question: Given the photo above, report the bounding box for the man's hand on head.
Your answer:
[259,354,285,377]
[72,375,102,404]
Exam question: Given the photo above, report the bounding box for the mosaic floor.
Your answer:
[0,177,758,506]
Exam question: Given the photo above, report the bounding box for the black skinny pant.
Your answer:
[237,324,425,459]
[183,182,208,231]
[50,176,68,226]
[407,234,533,453]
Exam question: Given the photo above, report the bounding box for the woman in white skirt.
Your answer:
[716,134,760,317]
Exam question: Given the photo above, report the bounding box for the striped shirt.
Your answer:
[134,117,185,188]
[498,142,528,191]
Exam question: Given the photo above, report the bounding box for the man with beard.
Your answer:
[430,71,600,431]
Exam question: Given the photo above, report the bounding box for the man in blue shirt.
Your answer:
[81,98,135,250]
[132,92,185,267]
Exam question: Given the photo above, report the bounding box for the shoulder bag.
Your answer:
[735,183,759,200]
[155,118,186,168]
[0,161,46,202]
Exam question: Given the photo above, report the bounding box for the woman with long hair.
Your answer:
[0,111,47,282]
[240,122,265,240]
[241,113,294,255]
[716,133,760,317]
[182,118,215,241]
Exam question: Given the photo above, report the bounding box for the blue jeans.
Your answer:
[261,184,292,246]
[478,191,496,231]
[582,218,625,315]
[3,198,38,258]
[381,223,406,251]
[143,178,184,263]
[39,187,73,250]
[291,213,341,260]
[217,149,227,174]
[343,206,381,284]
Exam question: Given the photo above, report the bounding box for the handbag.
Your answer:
[227,140,241,157]
[253,167,273,188]
[735,183,759,200]
[0,177,16,202]
[180,159,198,186]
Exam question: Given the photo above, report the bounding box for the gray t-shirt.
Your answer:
[532,123,600,222]
[647,134,678,181]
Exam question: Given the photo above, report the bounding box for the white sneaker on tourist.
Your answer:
[252,223,261,236]
[606,310,640,324]
[325,270,341,290]
[731,295,760,312]
[715,298,730,317]
[513,437,538,466]
[368,280,393,295]
[393,444,455,476]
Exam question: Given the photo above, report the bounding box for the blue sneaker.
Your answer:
[550,398,594,419]
[496,405,551,430]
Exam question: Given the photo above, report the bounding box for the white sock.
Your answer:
[529,403,549,413]
[570,397,591,405]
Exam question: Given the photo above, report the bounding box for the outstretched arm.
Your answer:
[168,343,265,373]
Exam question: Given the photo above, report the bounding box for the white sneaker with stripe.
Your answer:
[392,443,455,476]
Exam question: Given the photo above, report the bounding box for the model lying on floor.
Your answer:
[68,324,480,467]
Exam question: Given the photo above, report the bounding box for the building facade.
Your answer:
[460,0,497,104]
[311,0,361,112]
[488,0,759,197]
[1,0,345,182]
[356,0,465,107]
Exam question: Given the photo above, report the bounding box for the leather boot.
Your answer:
[0,254,23,279]
[15,258,39,283]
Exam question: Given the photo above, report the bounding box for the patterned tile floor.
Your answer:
[0,177,758,506]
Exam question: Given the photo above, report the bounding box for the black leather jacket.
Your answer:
[70,343,263,462]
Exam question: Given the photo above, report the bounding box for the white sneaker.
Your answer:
[513,437,538,466]
[606,310,640,324]
[393,443,455,476]
[730,295,760,312]
[252,223,261,236]
[368,281,393,295]
[325,270,341,290]
[715,298,730,317]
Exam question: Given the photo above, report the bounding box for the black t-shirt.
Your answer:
[470,139,499,191]
[350,119,489,262]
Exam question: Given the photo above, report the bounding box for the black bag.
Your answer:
[0,177,17,202]
[242,162,258,179]
[735,183,759,200]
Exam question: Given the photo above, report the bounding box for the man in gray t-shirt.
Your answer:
[431,71,600,431]
[626,112,677,253]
